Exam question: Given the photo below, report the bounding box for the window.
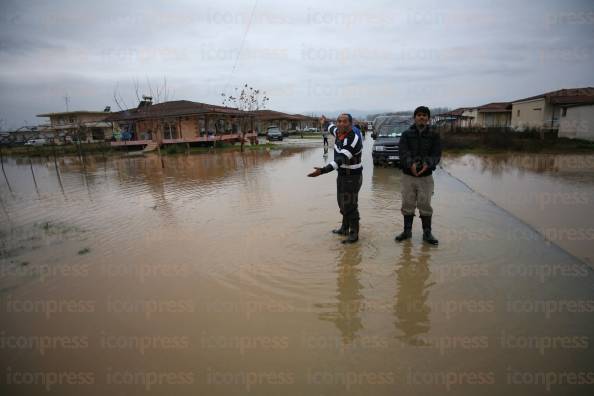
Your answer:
[197,118,205,136]
[562,107,567,117]
[215,119,225,134]
[163,122,178,139]
[91,128,104,141]
[517,110,520,117]
[207,119,216,135]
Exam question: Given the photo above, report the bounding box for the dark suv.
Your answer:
[371,120,409,166]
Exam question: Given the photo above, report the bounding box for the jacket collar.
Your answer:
[409,124,431,135]
[337,127,353,141]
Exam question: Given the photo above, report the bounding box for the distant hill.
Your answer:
[367,107,451,121]
[291,107,450,122]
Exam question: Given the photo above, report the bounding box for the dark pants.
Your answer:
[323,137,328,146]
[337,173,362,229]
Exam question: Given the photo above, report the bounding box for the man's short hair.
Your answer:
[413,106,430,117]
[338,113,353,124]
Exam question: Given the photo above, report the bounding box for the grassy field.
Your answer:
[439,128,594,154]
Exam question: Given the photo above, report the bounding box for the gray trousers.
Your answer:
[400,173,434,216]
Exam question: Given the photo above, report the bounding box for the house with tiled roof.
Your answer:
[511,87,594,132]
[474,102,512,127]
[434,107,475,128]
[106,98,256,146]
[252,110,317,135]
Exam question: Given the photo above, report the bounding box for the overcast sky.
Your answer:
[0,0,593,128]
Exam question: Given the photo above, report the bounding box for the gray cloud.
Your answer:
[0,0,593,128]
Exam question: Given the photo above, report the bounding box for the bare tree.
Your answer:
[221,84,269,111]
[111,76,174,168]
[113,76,173,112]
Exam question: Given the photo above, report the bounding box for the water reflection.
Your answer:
[445,153,594,180]
[317,247,364,344]
[393,243,435,345]
[443,153,594,265]
[2,146,594,394]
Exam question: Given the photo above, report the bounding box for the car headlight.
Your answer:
[374,146,385,151]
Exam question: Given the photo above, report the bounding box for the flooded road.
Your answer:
[1,140,594,395]
[443,154,594,266]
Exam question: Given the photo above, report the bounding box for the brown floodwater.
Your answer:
[443,153,594,266]
[1,140,594,395]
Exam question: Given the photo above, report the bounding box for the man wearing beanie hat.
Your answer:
[395,106,441,245]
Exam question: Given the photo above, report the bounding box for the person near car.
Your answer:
[354,123,365,139]
[322,127,329,147]
[394,106,441,245]
[307,113,363,244]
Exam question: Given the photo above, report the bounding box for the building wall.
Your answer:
[461,109,477,127]
[118,115,252,141]
[558,104,594,141]
[475,112,486,127]
[478,112,511,127]
[548,105,562,130]
[44,113,113,142]
[511,98,547,128]
[135,119,160,140]
[179,117,199,139]
[256,118,319,133]
[256,120,282,133]
[49,113,108,127]
[79,114,109,124]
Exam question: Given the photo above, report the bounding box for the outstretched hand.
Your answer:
[308,167,323,177]
[319,115,326,126]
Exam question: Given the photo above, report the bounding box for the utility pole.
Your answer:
[64,93,70,112]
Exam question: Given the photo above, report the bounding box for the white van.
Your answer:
[24,138,48,146]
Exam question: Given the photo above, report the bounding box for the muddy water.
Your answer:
[1,142,594,395]
[443,154,594,266]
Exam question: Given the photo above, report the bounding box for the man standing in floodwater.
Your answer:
[395,106,441,245]
[308,114,363,244]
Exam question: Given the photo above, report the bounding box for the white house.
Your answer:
[511,87,594,131]
[36,109,114,143]
[475,102,512,127]
[558,104,594,141]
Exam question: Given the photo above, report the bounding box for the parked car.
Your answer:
[24,138,48,146]
[266,127,283,141]
[303,127,318,132]
[371,120,409,166]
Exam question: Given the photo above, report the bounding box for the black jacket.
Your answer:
[399,124,441,177]
[321,123,363,176]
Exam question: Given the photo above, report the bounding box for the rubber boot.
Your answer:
[342,218,359,244]
[421,215,438,245]
[395,215,414,242]
[332,216,349,235]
